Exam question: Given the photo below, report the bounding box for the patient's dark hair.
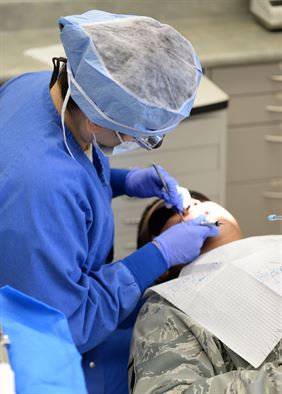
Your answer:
[137,190,210,248]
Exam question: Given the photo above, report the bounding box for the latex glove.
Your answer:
[125,166,185,212]
[153,215,219,268]
[165,185,191,210]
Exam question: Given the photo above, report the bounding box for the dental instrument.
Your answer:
[267,214,282,221]
[152,163,185,222]
[200,220,224,227]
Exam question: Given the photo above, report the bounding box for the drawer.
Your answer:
[228,93,282,126]
[162,110,226,150]
[211,62,282,96]
[227,123,282,182]
[114,201,154,236]
[110,144,219,174]
[113,233,137,261]
[226,179,282,238]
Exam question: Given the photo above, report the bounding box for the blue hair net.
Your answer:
[58,10,202,137]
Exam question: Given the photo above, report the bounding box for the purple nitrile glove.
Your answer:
[125,166,184,212]
[153,215,219,268]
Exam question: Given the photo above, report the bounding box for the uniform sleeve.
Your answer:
[129,295,282,394]
[110,168,130,197]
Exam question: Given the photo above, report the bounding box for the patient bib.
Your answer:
[148,235,282,368]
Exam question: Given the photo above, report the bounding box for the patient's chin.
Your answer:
[201,221,243,254]
[201,238,216,254]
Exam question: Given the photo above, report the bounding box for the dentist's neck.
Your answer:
[50,81,89,150]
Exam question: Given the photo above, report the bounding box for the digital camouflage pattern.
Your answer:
[129,294,282,394]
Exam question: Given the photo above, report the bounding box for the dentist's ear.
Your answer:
[85,119,99,134]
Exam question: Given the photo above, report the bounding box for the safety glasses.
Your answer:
[115,132,163,151]
[134,135,163,150]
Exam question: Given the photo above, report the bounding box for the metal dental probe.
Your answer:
[152,163,185,222]
[200,220,224,227]
[267,214,282,221]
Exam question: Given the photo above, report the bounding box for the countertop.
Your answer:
[0,12,281,82]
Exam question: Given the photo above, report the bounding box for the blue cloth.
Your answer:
[0,286,87,394]
[0,72,168,394]
[58,10,202,137]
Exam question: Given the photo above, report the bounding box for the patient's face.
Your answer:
[161,198,242,254]
[154,198,242,284]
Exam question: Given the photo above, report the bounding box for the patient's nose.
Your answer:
[183,199,202,220]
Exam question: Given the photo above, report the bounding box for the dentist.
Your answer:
[0,10,218,394]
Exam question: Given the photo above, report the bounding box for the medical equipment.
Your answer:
[58,10,202,141]
[267,214,282,221]
[200,220,223,227]
[250,0,282,30]
[152,163,185,221]
[0,323,16,394]
[135,135,163,151]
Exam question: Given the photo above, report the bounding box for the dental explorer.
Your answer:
[200,220,224,227]
[152,163,185,222]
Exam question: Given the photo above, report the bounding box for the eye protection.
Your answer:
[134,135,163,150]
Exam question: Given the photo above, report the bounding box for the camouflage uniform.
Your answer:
[129,294,282,394]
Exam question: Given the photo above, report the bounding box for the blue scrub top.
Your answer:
[0,72,167,393]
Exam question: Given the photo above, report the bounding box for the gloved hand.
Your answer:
[153,215,219,268]
[125,166,186,212]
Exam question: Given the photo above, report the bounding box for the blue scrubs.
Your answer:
[0,72,167,393]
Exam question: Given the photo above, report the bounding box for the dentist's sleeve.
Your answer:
[110,168,129,197]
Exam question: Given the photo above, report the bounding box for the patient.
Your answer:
[137,191,242,283]
[129,194,281,394]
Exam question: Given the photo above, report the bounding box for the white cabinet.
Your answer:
[210,62,282,237]
[110,76,228,260]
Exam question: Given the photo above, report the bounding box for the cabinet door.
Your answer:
[226,180,282,237]
[110,144,219,175]
[228,93,282,126]
[227,123,282,182]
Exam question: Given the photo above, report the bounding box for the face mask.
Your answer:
[112,140,140,155]
[92,133,140,157]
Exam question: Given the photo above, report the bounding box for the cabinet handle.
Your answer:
[271,75,282,82]
[266,105,282,113]
[265,134,282,143]
[263,191,282,199]
[124,218,140,225]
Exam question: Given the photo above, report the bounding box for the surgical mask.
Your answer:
[112,141,140,155]
[113,131,140,155]
[92,132,140,157]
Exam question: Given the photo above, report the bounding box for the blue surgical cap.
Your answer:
[58,10,202,137]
